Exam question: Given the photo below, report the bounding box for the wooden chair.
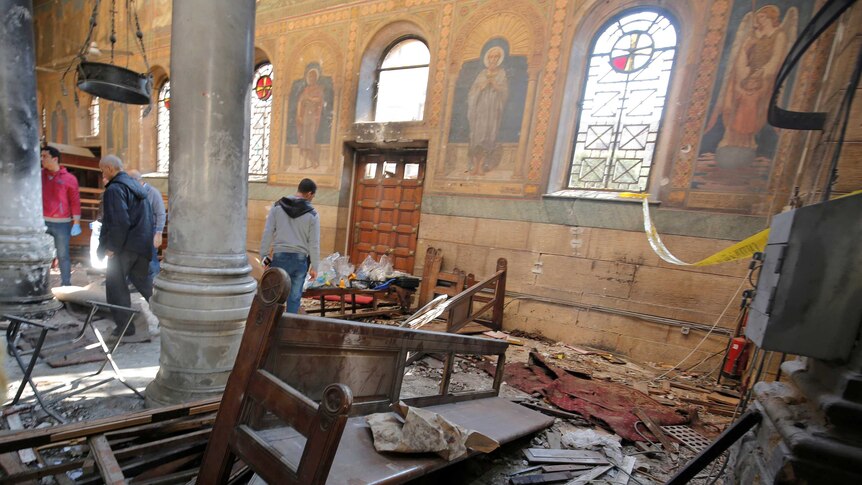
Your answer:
[197,268,354,485]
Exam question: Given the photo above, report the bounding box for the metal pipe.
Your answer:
[666,410,762,485]
[505,292,733,336]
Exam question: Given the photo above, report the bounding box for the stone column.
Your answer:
[146,0,257,406]
[0,1,61,316]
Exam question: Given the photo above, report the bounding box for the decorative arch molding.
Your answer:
[449,2,545,72]
[547,0,705,195]
[354,19,431,123]
[254,46,273,67]
[432,0,546,185]
[139,65,169,173]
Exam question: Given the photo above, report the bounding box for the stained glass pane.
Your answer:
[157,81,170,173]
[89,97,100,137]
[375,39,430,122]
[568,10,677,191]
[249,63,273,176]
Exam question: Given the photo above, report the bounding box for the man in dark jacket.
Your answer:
[98,155,154,337]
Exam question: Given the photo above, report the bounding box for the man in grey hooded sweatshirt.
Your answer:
[259,178,320,313]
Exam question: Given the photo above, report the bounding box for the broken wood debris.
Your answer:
[0,398,220,484]
[510,468,591,484]
[523,448,609,465]
[633,408,676,453]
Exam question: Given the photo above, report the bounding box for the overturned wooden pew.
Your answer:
[199,267,552,484]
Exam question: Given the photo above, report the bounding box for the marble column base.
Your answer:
[145,260,256,406]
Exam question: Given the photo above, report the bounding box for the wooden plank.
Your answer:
[517,402,590,424]
[131,451,202,481]
[708,392,739,406]
[542,465,592,473]
[0,456,85,484]
[612,455,637,485]
[669,381,706,393]
[87,435,125,485]
[523,448,608,465]
[0,452,39,485]
[566,465,613,484]
[510,469,589,484]
[130,468,198,485]
[633,408,675,453]
[103,415,215,441]
[0,397,220,454]
[76,442,208,485]
[113,428,211,461]
[5,415,36,465]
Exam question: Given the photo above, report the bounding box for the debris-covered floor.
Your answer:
[2,266,738,483]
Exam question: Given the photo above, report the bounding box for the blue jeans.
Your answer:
[270,252,308,314]
[148,244,160,283]
[45,221,72,286]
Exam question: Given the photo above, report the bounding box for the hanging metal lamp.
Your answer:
[62,0,153,106]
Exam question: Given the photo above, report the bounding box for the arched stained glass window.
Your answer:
[568,10,678,191]
[89,97,100,137]
[249,62,273,175]
[374,38,430,122]
[156,81,170,173]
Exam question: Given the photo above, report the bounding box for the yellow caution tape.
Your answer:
[620,189,862,267]
[619,192,768,267]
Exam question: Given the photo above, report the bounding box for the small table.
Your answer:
[302,286,411,319]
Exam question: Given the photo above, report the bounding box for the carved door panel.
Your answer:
[350,151,425,273]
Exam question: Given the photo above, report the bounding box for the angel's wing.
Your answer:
[779,7,799,59]
[706,12,753,132]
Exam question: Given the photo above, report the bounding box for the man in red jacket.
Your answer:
[41,145,81,287]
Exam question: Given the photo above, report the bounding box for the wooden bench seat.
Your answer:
[256,398,552,485]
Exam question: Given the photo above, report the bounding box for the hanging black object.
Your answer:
[77,62,151,105]
[62,0,153,106]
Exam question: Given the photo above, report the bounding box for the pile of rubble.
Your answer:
[396,329,737,484]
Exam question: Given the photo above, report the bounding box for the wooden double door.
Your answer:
[349,150,426,273]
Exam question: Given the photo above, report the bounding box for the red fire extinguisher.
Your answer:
[721,337,750,379]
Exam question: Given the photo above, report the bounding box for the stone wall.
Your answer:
[32,0,857,368]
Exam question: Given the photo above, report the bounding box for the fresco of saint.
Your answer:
[296,67,325,169]
[467,46,509,176]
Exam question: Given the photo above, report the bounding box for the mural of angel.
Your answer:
[705,5,797,165]
[467,46,509,175]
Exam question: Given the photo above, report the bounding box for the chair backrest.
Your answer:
[417,247,469,309]
[197,269,354,485]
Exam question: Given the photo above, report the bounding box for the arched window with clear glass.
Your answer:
[567,10,678,192]
[249,62,274,176]
[374,38,430,122]
[156,80,171,173]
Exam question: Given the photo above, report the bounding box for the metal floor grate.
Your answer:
[661,425,713,453]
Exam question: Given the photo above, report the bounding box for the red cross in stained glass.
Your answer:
[255,75,273,101]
